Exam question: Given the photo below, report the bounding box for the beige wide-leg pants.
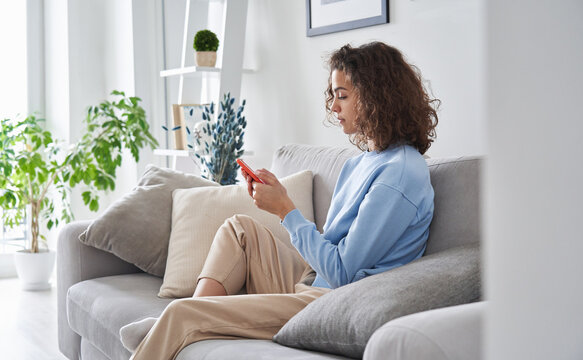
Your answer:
[131,214,331,360]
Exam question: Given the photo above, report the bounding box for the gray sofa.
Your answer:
[58,144,484,360]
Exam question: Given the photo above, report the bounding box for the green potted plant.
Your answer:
[193,29,219,67]
[0,90,158,290]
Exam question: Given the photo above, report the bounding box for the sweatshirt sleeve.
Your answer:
[282,183,418,288]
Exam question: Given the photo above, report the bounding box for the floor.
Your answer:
[0,276,67,360]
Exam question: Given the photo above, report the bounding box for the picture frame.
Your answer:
[170,104,207,150]
[305,0,389,37]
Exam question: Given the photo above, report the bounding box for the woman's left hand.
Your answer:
[251,169,296,220]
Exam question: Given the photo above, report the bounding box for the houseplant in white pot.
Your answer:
[193,29,219,67]
[0,91,158,290]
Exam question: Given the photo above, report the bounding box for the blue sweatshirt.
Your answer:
[282,144,434,289]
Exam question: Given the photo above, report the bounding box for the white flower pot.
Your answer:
[195,51,217,67]
[14,249,56,291]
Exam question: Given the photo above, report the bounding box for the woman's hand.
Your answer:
[241,168,254,197]
[241,168,296,220]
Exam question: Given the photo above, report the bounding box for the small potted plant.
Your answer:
[0,91,158,290]
[193,29,219,67]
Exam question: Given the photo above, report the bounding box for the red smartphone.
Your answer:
[236,159,264,184]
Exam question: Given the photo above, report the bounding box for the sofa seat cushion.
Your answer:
[67,274,350,360]
[80,338,111,360]
[67,273,172,360]
[177,339,351,360]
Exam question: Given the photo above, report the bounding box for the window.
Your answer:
[0,1,28,255]
[0,1,28,119]
[0,211,27,253]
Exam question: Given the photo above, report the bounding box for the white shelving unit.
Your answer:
[154,149,254,170]
[160,66,221,78]
[153,149,191,170]
[160,66,253,78]
[155,0,250,169]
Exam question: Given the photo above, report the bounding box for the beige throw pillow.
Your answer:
[158,170,314,298]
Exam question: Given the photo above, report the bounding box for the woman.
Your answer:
[127,41,439,359]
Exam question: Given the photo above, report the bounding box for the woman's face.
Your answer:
[330,69,358,135]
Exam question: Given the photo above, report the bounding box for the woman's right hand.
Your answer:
[241,168,254,197]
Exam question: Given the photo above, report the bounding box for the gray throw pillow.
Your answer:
[273,244,481,359]
[78,165,218,277]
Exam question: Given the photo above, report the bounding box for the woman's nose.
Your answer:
[331,99,340,114]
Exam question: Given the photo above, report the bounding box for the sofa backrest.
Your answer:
[424,156,482,255]
[271,144,361,231]
[270,144,482,255]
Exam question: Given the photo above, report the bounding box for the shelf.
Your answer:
[160,66,254,78]
[154,149,254,157]
[154,149,191,157]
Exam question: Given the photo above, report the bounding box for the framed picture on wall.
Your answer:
[305,0,389,37]
[170,104,207,150]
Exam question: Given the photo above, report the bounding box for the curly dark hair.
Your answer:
[325,42,439,154]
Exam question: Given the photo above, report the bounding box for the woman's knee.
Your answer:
[164,298,193,316]
[221,214,261,245]
[156,298,212,333]
[226,214,255,227]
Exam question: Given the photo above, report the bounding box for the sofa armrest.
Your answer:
[57,220,142,360]
[364,301,485,360]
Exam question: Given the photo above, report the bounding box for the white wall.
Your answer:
[241,0,485,168]
[43,0,139,248]
[27,0,45,117]
[65,0,137,222]
[43,0,485,229]
[132,0,167,175]
[44,0,70,142]
[43,0,71,250]
[485,1,583,359]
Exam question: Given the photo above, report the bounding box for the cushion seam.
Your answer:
[67,293,125,355]
[427,158,481,167]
